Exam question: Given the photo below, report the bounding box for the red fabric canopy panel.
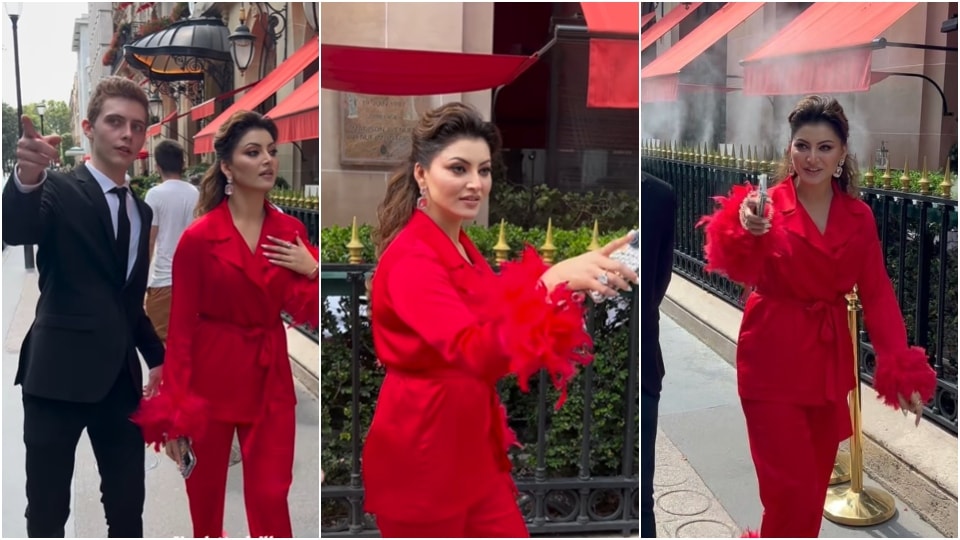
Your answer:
[641,2,764,103]
[641,12,655,32]
[190,99,215,121]
[146,110,178,138]
[265,72,319,144]
[194,37,319,154]
[581,2,640,109]
[320,44,538,96]
[741,2,918,95]
[640,2,703,52]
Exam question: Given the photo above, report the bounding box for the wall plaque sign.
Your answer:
[339,94,432,167]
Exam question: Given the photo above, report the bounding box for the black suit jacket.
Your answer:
[2,164,164,404]
[641,172,675,396]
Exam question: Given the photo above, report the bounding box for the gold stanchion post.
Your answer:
[829,451,851,485]
[823,289,896,525]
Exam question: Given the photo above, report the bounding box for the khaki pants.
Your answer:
[144,286,172,343]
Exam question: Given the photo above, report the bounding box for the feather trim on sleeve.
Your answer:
[131,391,210,452]
[486,245,594,410]
[872,346,937,409]
[695,182,787,287]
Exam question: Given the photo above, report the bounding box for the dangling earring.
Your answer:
[416,186,427,210]
[225,176,235,196]
[833,158,845,179]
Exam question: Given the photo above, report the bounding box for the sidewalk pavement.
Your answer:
[654,312,943,538]
[1,246,319,538]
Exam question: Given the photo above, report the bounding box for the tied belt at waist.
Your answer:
[197,315,278,368]
[752,290,853,402]
[753,291,848,342]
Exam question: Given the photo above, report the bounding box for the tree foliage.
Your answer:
[3,100,76,168]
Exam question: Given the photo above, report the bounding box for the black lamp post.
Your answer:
[5,2,35,271]
[37,101,46,135]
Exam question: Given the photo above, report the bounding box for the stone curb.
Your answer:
[661,272,958,537]
[286,327,319,398]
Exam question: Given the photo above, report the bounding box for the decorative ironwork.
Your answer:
[246,2,289,80]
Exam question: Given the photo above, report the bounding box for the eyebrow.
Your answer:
[795,138,836,145]
[447,156,492,165]
[105,113,146,125]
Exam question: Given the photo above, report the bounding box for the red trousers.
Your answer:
[742,399,847,538]
[375,473,528,538]
[185,406,295,538]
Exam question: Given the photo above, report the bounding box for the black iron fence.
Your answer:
[320,264,639,537]
[276,203,319,343]
[642,149,958,434]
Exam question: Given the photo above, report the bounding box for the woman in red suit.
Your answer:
[362,102,637,538]
[699,95,935,538]
[132,111,319,537]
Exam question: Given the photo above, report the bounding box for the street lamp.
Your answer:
[228,7,255,74]
[148,93,163,120]
[37,101,46,135]
[5,2,35,271]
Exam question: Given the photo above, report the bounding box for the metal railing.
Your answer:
[320,259,639,536]
[275,203,319,342]
[642,148,958,434]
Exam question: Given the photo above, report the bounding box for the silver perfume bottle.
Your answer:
[590,230,639,303]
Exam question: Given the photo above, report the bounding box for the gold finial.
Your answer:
[587,220,601,251]
[900,158,911,192]
[940,163,953,198]
[737,144,744,169]
[347,216,364,264]
[919,156,931,195]
[493,219,510,265]
[540,218,557,265]
[882,162,893,189]
[863,166,875,188]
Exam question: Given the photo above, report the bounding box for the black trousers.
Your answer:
[640,389,659,538]
[23,365,145,538]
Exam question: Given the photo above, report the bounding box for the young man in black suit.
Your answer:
[640,172,676,538]
[2,76,164,538]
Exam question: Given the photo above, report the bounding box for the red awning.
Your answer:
[190,99,215,121]
[640,2,703,52]
[265,72,318,144]
[641,12,655,32]
[741,3,918,95]
[641,2,764,103]
[194,37,319,154]
[580,2,640,109]
[321,44,539,96]
[146,110,178,138]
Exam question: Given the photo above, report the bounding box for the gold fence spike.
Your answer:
[882,162,893,189]
[900,158,911,192]
[919,156,931,195]
[347,216,364,264]
[940,163,953,198]
[540,218,557,265]
[493,219,511,264]
[587,220,601,251]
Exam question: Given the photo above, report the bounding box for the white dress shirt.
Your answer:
[14,164,141,279]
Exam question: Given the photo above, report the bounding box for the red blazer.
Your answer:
[362,211,590,522]
[700,178,935,429]
[133,200,318,444]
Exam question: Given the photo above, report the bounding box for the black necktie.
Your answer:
[111,186,130,279]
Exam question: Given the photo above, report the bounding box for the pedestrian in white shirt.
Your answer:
[143,140,199,341]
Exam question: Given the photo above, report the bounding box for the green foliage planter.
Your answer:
[321,222,639,521]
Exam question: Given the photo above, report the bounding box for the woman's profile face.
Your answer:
[415,137,493,224]
[790,122,846,188]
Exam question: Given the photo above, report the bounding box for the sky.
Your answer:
[1,2,88,109]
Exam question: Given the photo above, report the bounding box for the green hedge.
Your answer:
[321,223,638,492]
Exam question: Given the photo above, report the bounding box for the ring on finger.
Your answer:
[597,272,609,286]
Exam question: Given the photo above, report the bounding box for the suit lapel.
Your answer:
[123,195,153,289]
[75,165,123,284]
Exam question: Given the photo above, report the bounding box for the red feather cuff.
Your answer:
[696,182,787,287]
[872,346,937,409]
[487,245,594,410]
[130,391,210,451]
